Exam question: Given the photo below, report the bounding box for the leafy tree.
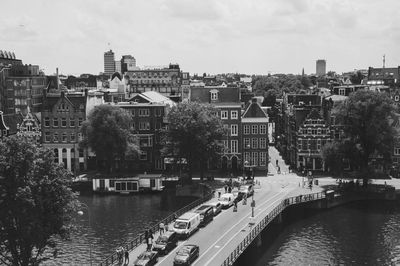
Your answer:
[333,90,395,185]
[350,71,365,85]
[81,104,139,173]
[262,90,277,107]
[0,136,78,266]
[161,102,227,180]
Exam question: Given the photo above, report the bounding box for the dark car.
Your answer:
[134,251,158,266]
[152,231,178,255]
[194,205,213,226]
[173,244,199,266]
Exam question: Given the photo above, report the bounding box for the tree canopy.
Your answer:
[253,74,314,98]
[330,90,395,184]
[0,136,78,266]
[81,104,139,173]
[161,102,227,180]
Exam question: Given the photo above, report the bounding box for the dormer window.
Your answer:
[210,89,219,101]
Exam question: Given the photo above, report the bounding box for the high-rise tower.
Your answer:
[104,50,115,76]
[316,59,326,76]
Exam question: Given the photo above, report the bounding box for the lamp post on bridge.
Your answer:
[77,202,92,266]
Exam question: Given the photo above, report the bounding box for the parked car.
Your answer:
[204,201,222,216]
[134,251,158,266]
[173,212,201,239]
[239,184,254,197]
[194,205,214,226]
[218,193,234,209]
[173,244,200,266]
[152,231,178,255]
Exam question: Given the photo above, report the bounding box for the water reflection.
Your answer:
[255,201,400,266]
[43,192,197,265]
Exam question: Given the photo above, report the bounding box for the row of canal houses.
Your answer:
[275,74,400,175]
[0,82,271,176]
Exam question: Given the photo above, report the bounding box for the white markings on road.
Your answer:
[193,189,289,266]
[202,190,290,266]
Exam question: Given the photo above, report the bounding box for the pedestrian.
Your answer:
[117,247,123,264]
[124,248,129,265]
[218,190,221,198]
[228,186,232,193]
[165,223,169,232]
[159,222,165,235]
[147,236,153,251]
[276,159,278,166]
[277,166,281,174]
[233,201,238,212]
[224,185,228,193]
[144,229,149,243]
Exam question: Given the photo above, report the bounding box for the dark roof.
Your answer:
[286,94,322,106]
[43,91,86,112]
[190,86,240,104]
[243,100,268,118]
[2,113,23,135]
[306,108,323,120]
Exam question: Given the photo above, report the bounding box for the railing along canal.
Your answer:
[99,184,215,266]
[221,191,326,266]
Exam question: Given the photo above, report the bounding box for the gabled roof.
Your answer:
[242,100,268,119]
[189,86,240,104]
[129,91,175,106]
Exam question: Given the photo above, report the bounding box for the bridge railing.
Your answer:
[221,191,326,266]
[99,184,215,266]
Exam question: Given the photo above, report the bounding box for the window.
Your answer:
[131,109,135,116]
[70,133,76,142]
[298,140,302,150]
[53,118,59,127]
[231,140,238,153]
[70,118,75,127]
[211,91,218,100]
[140,136,153,147]
[260,152,267,166]
[78,118,83,127]
[62,133,67,142]
[139,108,149,117]
[395,95,400,101]
[252,125,258,135]
[222,140,229,150]
[244,138,250,149]
[244,125,250,135]
[260,125,267,135]
[317,139,321,150]
[61,118,67,127]
[140,151,148,160]
[260,138,267,149]
[251,152,258,166]
[317,128,321,135]
[244,152,250,163]
[252,138,258,149]
[221,111,228,119]
[44,117,50,127]
[395,148,400,155]
[139,122,150,130]
[231,111,238,119]
[339,88,345,96]
[45,132,50,142]
[231,124,238,136]
[156,108,162,117]
[78,133,83,141]
[53,133,58,142]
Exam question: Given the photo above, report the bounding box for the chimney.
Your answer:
[56,68,59,90]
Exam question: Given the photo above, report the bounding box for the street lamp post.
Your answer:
[77,202,92,266]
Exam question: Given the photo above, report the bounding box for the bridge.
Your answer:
[99,147,399,266]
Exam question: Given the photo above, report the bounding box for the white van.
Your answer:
[218,193,234,209]
[173,212,201,239]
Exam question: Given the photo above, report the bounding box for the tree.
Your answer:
[333,90,395,185]
[0,136,78,266]
[161,102,227,180]
[81,104,139,173]
[350,71,365,85]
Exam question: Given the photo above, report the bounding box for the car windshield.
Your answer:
[177,246,192,255]
[138,253,152,260]
[156,235,168,243]
[174,221,188,229]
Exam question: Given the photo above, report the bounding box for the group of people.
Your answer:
[116,246,129,265]
[158,221,169,235]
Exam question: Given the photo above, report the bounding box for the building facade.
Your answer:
[41,90,88,173]
[104,50,115,77]
[242,99,269,174]
[125,64,188,101]
[316,59,326,76]
[121,55,137,73]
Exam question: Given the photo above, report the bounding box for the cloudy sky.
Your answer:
[1,0,399,76]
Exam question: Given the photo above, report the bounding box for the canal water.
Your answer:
[251,200,400,266]
[44,192,197,265]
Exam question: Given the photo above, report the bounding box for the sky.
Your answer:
[1,0,400,76]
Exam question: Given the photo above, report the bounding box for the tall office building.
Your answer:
[316,59,326,76]
[104,50,115,76]
[121,55,137,73]
[115,60,121,74]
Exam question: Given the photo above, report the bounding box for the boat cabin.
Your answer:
[92,174,164,194]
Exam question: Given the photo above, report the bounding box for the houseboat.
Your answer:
[92,174,165,194]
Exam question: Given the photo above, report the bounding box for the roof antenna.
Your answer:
[383,54,385,68]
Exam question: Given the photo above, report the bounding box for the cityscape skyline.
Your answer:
[1,0,399,75]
